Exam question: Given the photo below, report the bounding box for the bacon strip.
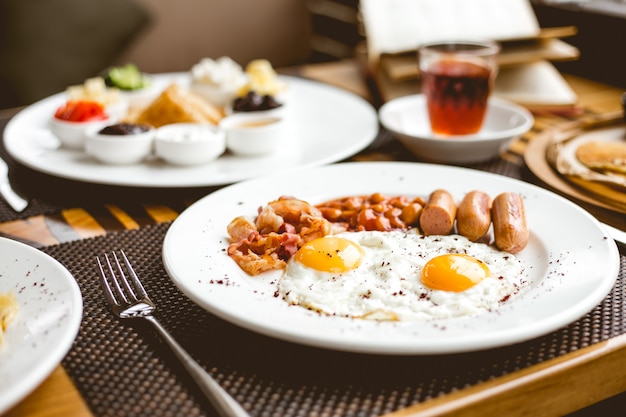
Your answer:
[226,197,331,275]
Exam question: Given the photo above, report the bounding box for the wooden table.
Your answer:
[1,59,624,417]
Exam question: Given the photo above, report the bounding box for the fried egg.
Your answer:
[277,230,527,320]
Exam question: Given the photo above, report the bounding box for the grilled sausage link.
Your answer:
[456,190,492,241]
[419,189,457,235]
[491,192,529,254]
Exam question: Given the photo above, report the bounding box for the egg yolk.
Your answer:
[421,254,490,292]
[295,237,364,273]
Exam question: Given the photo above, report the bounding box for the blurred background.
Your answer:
[0,0,358,109]
[0,0,624,108]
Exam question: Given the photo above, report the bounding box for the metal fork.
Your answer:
[96,250,249,417]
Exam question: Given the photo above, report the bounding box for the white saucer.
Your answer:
[379,94,534,164]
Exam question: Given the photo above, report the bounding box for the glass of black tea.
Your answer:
[419,40,500,136]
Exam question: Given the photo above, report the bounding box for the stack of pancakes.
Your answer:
[547,123,626,212]
[576,141,626,177]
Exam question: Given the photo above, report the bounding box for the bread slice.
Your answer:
[134,83,224,127]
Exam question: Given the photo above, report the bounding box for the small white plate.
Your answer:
[379,94,534,164]
[162,161,619,355]
[0,237,82,414]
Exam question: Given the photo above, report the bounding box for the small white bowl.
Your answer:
[50,116,112,149]
[84,123,155,164]
[155,123,226,165]
[379,94,534,164]
[219,113,286,156]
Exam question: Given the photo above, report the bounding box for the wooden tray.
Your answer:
[524,122,626,215]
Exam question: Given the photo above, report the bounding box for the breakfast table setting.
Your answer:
[0,51,625,417]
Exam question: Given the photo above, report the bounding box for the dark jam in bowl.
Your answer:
[233,91,282,112]
[99,123,151,136]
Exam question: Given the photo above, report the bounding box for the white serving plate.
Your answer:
[3,74,378,187]
[162,161,619,355]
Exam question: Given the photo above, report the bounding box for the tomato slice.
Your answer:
[54,100,108,122]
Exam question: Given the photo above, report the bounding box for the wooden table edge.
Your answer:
[383,333,626,417]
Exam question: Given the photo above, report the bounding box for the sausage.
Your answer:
[456,190,492,241]
[419,189,457,235]
[491,192,529,254]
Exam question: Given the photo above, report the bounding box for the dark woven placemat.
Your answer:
[42,222,626,417]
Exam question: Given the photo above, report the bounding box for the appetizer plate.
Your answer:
[0,237,82,413]
[162,162,619,355]
[379,94,533,163]
[3,74,378,187]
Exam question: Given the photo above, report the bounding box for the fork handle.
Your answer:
[144,315,250,417]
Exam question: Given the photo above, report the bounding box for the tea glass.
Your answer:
[418,40,500,136]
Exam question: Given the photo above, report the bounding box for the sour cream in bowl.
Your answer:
[84,122,154,164]
[154,123,226,165]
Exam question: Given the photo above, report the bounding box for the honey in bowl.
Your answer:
[235,117,280,128]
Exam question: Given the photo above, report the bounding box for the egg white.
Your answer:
[277,230,528,320]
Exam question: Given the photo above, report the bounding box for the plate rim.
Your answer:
[0,237,83,413]
[3,74,378,188]
[161,161,620,355]
[379,93,534,142]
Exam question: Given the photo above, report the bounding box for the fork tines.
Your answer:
[97,250,150,307]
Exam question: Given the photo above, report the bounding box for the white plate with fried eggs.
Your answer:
[162,162,620,354]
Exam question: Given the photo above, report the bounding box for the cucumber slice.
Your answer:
[106,64,149,90]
